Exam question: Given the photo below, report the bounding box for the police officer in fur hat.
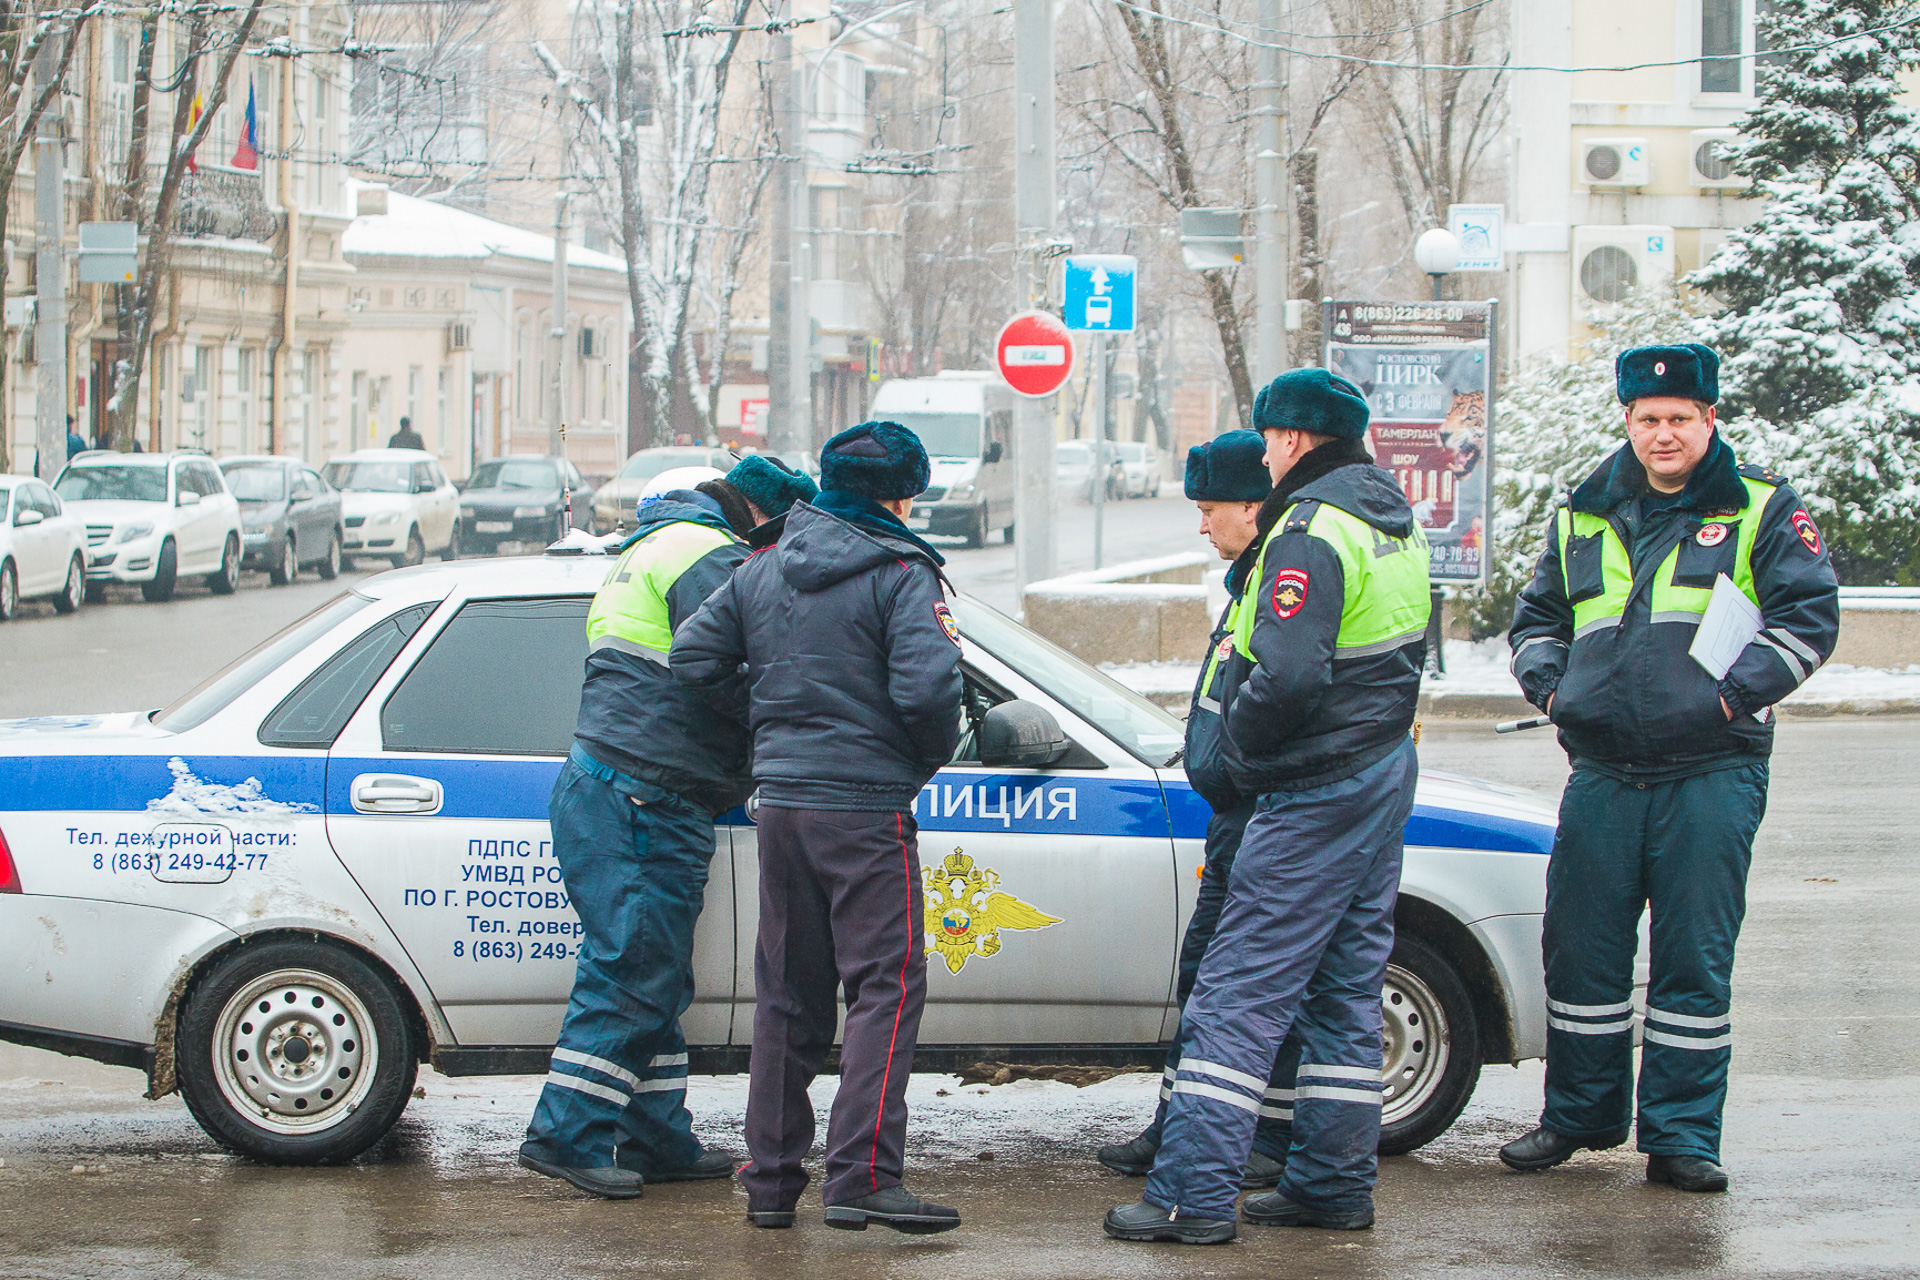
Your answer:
[1097,429,1295,1191]
[673,421,965,1235]
[1501,344,1839,1192]
[1106,369,1432,1243]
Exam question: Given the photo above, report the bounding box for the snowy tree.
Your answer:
[1692,0,1920,582]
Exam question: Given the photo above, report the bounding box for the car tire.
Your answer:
[316,529,342,580]
[268,535,297,586]
[392,526,425,569]
[141,539,178,603]
[963,505,988,549]
[439,530,460,562]
[207,534,240,594]
[0,559,16,622]
[1377,933,1482,1156]
[52,554,83,614]
[176,938,419,1166]
[1002,521,1016,544]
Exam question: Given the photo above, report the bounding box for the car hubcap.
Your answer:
[211,969,378,1135]
[2,570,15,615]
[1380,962,1449,1128]
[67,562,80,603]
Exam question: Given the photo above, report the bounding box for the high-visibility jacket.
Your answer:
[1509,437,1839,775]
[1206,460,1431,795]
[573,498,754,815]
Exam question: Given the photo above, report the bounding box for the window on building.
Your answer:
[437,366,448,449]
[351,370,365,446]
[1701,0,1743,93]
[408,364,422,432]
[236,347,255,451]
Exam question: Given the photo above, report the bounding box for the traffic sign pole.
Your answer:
[1013,0,1057,593]
[1090,334,1106,569]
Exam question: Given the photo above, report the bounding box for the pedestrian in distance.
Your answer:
[1097,428,1296,1191]
[387,416,426,451]
[1105,368,1432,1245]
[672,420,966,1236]
[1500,344,1839,1192]
[517,467,774,1200]
[65,417,85,460]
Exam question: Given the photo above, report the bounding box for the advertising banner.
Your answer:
[1323,300,1497,585]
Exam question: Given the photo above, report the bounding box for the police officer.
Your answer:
[1096,429,1294,1191]
[518,464,773,1199]
[1501,344,1839,1192]
[673,421,965,1235]
[713,454,817,549]
[1105,369,1430,1244]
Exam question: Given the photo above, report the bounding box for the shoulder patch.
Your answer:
[1281,498,1321,534]
[1272,568,1309,619]
[1790,508,1823,556]
[1739,461,1785,485]
[933,601,962,646]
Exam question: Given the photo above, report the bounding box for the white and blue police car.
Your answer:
[0,553,1561,1164]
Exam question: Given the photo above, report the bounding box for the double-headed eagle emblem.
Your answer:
[923,850,1061,974]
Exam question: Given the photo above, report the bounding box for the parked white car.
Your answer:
[0,473,87,620]
[53,453,243,602]
[1111,439,1164,498]
[323,449,459,567]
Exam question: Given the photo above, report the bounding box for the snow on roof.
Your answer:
[342,182,628,275]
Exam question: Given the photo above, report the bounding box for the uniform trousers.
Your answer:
[523,745,715,1173]
[741,805,928,1210]
[1542,761,1767,1161]
[1141,800,1298,1161]
[1145,738,1418,1221]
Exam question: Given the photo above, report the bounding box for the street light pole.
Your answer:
[1012,0,1057,593]
[1252,0,1288,383]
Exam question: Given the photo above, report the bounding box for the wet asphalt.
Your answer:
[3,717,1916,1277]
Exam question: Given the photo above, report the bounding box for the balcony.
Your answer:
[176,164,278,243]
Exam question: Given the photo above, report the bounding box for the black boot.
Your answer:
[1498,1125,1630,1171]
[1647,1154,1728,1193]
[1240,1191,1373,1230]
[644,1148,738,1183]
[1241,1150,1284,1189]
[517,1150,644,1199]
[1096,1131,1159,1176]
[824,1185,961,1234]
[1102,1200,1236,1245]
[745,1208,796,1229]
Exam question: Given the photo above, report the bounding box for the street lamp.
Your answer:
[1414,227,1462,302]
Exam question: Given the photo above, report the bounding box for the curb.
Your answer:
[1417,692,1920,721]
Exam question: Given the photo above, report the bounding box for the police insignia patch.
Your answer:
[1791,509,1823,556]
[1272,568,1309,619]
[933,601,962,645]
[1215,636,1233,662]
[1695,522,1729,547]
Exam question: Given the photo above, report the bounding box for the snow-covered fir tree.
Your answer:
[1692,0,1920,582]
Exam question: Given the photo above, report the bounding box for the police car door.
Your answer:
[728,604,1181,1049]
[323,588,736,1051]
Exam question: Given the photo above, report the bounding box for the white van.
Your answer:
[874,372,1013,547]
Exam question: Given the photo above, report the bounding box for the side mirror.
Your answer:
[176,489,201,507]
[983,440,1004,464]
[14,508,44,527]
[978,699,1069,768]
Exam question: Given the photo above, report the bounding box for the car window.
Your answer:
[381,597,590,755]
[325,461,411,492]
[430,463,449,488]
[54,464,169,503]
[410,463,435,493]
[200,462,228,494]
[302,469,331,495]
[616,450,709,481]
[155,593,380,732]
[566,463,584,488]
[29,483,61,518]
[223,463,288,502]
[259,604,434,748]
[952,596,1186,767]
[469,460,556,490]
[0,486,11,518]
[289,473,314,501]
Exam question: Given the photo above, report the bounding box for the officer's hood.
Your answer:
[775,497,943,593]
[616,492,737,551]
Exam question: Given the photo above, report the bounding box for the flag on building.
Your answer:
[231,81,259,171]
[186,92,203,174]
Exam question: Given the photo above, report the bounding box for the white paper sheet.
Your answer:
[1689,573,1764,680]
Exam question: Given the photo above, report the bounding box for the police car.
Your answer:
[0,553,1558,1165]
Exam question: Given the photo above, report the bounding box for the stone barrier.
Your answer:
[1022,552,1214,665]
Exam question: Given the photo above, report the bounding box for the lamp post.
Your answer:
[1414,227,1462,302]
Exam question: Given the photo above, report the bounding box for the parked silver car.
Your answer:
[219,456,346,584]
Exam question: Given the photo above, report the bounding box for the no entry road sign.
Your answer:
[996,310,1075,398]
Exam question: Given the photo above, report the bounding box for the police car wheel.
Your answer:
[0,559,16,621]
[1378,934,1481,1156]
[177,939,419,1165]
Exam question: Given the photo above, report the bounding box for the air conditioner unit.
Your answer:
[1571,225,1675,308]
[1688,128,1748,189]
[579,325,597,359]
[446,321,472,353]
[1580,138,1651,188]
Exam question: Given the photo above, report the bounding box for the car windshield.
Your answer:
[55,464,169,503]
[154,593,378,732]
[951,596,1185,767]
[221,463,287,502]
[0,485,10,513]
[468,460,555,490]
[886,411,981,459]
[617,450,712,481]
[324,461,412,493]
[1115,442,1146,461]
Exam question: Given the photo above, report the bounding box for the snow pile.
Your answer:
[342,181,628,274]
[146,758,318,817]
